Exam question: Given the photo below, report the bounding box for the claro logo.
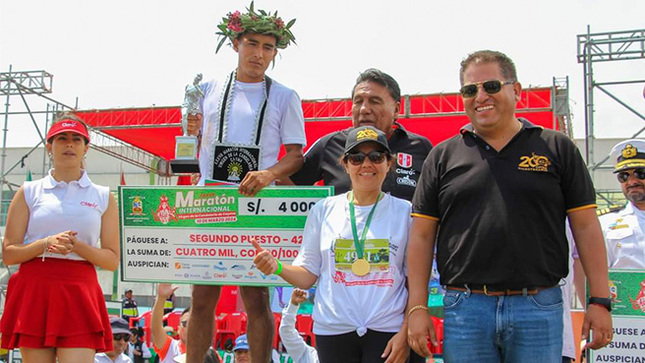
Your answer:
[80,201,98,208]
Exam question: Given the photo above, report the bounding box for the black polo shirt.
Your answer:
[290,123,433,201]
[411,118,596,288]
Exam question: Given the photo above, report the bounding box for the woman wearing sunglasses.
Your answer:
[1,114,119,363]
[253,126,423,363]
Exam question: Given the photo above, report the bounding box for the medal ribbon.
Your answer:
[217,71,273,145]
[348,191,382,260]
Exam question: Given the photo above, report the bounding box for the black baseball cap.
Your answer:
[344,126,391,154]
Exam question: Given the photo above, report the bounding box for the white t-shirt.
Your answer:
[197,75,306,186]
[23,169,109,261]
[279,301,319,363]
[293,193,411,336]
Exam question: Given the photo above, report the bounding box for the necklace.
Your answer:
[217,70,268,146]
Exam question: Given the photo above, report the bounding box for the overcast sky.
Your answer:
[1,0,644,149]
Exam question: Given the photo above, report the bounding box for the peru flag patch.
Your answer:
[397,152,412,168]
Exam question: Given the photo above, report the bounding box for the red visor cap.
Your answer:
[46,119,90,143]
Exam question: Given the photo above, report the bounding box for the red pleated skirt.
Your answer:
[0,258,113,351]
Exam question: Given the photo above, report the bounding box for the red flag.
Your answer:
[120,171,126,186]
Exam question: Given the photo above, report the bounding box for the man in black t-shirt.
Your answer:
[406,50,613,361]
[290,68,432,201]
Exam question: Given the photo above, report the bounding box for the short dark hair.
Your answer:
[352,68,401,103]
[204,347,222,363]
[130,327,144,338]
[459,50,518,86]
[224,338,234,351]
[181,305,191,318]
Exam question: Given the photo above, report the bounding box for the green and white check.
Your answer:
[119,186,332,286]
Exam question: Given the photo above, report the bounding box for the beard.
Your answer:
[626,189,645,204]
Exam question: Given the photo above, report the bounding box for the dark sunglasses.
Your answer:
[180,320,188,328]
[113,333,131,341]
[345,150,388,165]
[460,80,515,98]
[617,168,645,183]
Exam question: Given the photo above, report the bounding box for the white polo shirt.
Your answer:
[23,169,109,261]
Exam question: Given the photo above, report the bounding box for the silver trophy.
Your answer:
[171,74,203,173]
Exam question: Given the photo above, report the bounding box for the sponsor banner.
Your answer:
[589,269,645,363]
[119,186,333,286]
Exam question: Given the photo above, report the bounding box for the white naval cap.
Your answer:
[610,139,645,173]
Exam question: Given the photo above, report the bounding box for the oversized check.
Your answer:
[119,186,333,286]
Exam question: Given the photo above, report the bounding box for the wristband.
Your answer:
[407,304,428,318]
[588,297,612,312]
[274,259,283,275]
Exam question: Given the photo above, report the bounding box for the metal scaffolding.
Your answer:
[577,27,645,170]
[0,66,66,224]
[553,77,572,136]
[0,66,171,224]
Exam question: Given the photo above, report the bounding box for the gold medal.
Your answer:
[351,258,370,276]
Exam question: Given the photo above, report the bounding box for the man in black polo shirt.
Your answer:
[289,68,432,201]
[406,50,613,362]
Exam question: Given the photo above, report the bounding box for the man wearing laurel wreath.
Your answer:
[184,3,306,363]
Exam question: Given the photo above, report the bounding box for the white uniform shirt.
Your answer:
[197,76,306,186]
[562,225,577,359]
[293,193,411,336]
[23,170,109,261]
[601,202,645,268]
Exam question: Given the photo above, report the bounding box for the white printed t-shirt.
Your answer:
[293,193,411,336]
[197,75,306,186]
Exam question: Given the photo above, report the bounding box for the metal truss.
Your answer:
[77,106,179,129]
[577,29,645,63]
[553,77,572,137]
[0,67,175,225]
[303,88,555,122]
[87,129,168,176]
[0,70,53,96]
[577,27,645,171]
[0,67,67,224]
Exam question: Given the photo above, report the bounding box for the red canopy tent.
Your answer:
[75,87,558,162]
